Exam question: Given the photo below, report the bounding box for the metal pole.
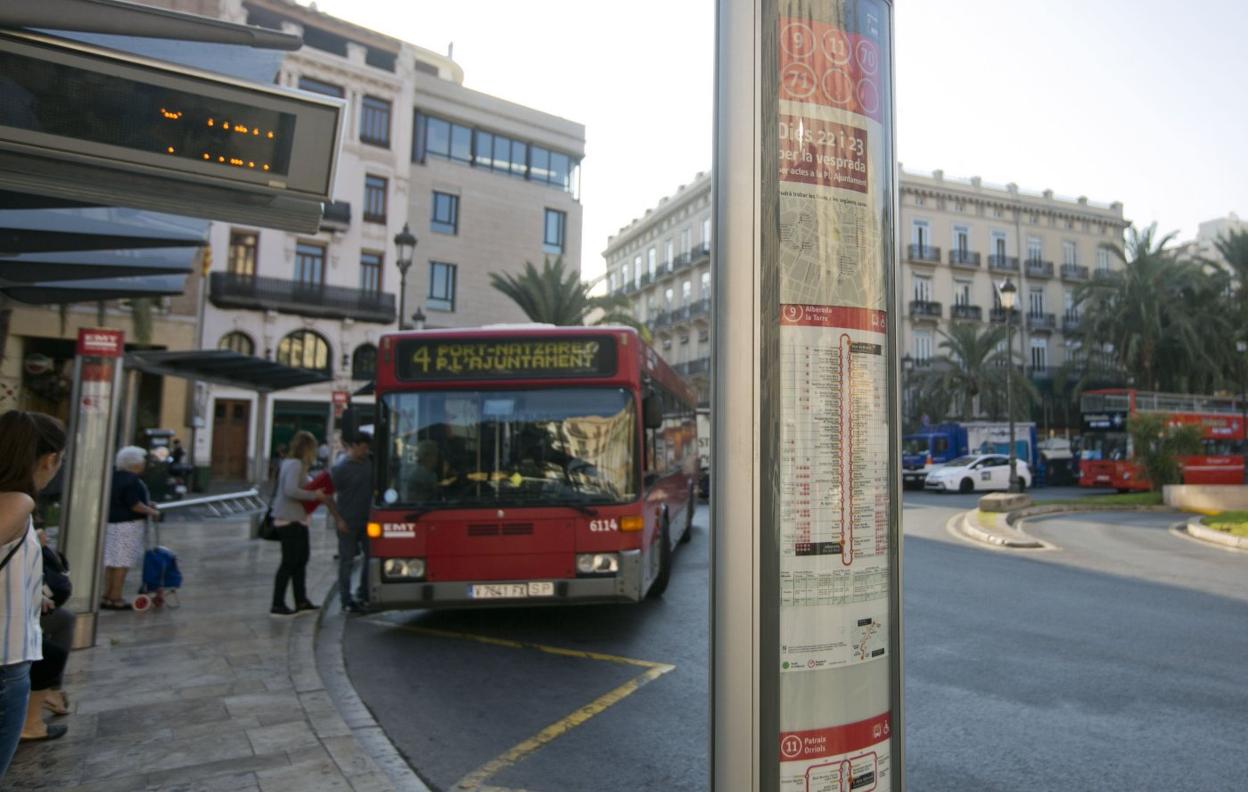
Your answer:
[398,269,408,332]
[1008,310,1018,492]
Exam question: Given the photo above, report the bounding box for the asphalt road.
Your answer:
[344,507,711,792]
[346,493,1248,792]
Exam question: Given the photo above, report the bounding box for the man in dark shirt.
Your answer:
[330,431,373,613]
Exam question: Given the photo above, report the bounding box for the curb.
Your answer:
[312,587,434,792]
[1185,519,1248,551]
[959,509,1044,548]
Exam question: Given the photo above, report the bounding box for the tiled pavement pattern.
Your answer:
[6,517,428,792]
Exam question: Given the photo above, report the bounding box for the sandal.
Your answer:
[43,691,69,716]
[21,723,68,742]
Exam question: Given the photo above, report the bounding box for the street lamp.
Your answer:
[411,306,426,331]
[901,354,914,429]
[393,222,418,330]
[998,278,1020,493]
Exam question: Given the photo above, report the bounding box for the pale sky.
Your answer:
[315,0,1246,280]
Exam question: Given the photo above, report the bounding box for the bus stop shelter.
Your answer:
[126,349,332,484]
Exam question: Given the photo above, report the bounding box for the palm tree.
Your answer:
[490,257,639,328]
[1073,223,1224,392]
[914,322,1037,421]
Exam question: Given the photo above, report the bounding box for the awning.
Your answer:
[126,350,332,394]
[0,198,205,303]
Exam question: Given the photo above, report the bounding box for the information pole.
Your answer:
[712,1,901,790]
[60,328,127,649]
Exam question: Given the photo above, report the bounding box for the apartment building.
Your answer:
[900,169,1127,377]
[149,0,585,480]
[602,171,713,406]
[603,168,1127,416]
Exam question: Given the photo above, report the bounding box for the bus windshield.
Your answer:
[1080,432,1129,461]
[380,387,637,508]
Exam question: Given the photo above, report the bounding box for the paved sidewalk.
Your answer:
[5,515,424,792]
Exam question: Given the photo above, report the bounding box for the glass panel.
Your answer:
[493,135,510,172]
[550,152,570,190]
[530,146,551,182]
[381,388,638,507]
[426,117,450,157]
[475,131,494,168]
[450,124,472,161]
[511,139,528,176]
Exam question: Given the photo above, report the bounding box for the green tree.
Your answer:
[1074,223,1225,392]
[1126,412,1202,492]
[914,322,1037,421]
[489,257,640,330]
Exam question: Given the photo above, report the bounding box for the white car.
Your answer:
[923,454,1031,494]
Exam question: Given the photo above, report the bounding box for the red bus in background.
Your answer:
[1078,389,1245,491]
[363,326,698,609]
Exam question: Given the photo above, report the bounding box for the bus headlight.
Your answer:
[576,553,619,575]
[382,558,426,580]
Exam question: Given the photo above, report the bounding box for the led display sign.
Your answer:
[396,337,618,381]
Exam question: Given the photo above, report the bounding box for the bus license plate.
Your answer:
[470,582,555,599]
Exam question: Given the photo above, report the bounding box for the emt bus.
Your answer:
[360,325,698,609]
[1078,389,1245,490]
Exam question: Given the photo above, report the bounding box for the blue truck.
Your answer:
[902,421,1041,489]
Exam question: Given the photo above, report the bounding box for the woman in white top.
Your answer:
[0,411,66,779]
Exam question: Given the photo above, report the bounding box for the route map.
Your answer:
[774,0,895,789]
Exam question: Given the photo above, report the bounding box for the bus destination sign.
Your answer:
[395,336,617,381]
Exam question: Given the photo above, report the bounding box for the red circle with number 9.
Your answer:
[780,22,816,58]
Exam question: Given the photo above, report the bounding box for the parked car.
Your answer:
[923,454,1031,493]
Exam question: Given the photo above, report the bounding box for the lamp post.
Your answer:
[411,306,426,331]
[393,223,417,331]
[901,354,914,430]
[999,278,1020,492]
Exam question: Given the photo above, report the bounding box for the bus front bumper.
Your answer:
[365,549,645,610]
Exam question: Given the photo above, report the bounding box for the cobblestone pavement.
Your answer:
[6,516,424,792]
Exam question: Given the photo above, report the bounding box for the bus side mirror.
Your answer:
[643,393,663,430]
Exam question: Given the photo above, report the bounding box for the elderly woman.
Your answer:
[101,446,160,610]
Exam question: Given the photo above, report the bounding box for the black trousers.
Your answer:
[272,522,310,608]
[29,641,67,692]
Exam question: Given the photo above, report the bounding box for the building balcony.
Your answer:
[209,272,395,324]
[689,242,711,263]
[319,200,351,232]
[988,255,1020,272]
[909,300,942,321]
[907,244,941,264]
[948,250,981,269]
[639,272,652,287]
[677,357,711,377]
[1028,366,1052,380]
[1063,313,1082,333]
[672,253,691,271]
[1025,259,1054,279]
[989,307,1009,324]
[1061,264,1089,282]
[623,281,637,294]
[688,297,710,319]
[1027,312,1057,332]
[1093,268,1114,281]
[950,304,982,322]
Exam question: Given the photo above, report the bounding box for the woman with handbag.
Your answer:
[269,431,328,616]
[0,411,66,779]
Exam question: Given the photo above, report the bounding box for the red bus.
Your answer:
[1078,389,1245,490]
[362,325,699,608]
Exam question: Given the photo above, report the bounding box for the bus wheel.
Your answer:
[648,517,673,599]
[959,478,974,494]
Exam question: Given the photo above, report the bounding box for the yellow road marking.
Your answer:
[360,619,670,670]
[358,618,677,791]
[454,664,673,790]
